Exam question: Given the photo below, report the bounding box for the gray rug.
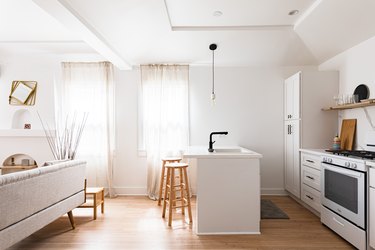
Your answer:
[261,199,289,219]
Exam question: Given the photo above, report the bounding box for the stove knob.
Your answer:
[351,163,357,169]
[328,158,333,163]
[323,157,327,162]
[345,162,350,167]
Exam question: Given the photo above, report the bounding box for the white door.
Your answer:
[284,77,293,120]
[285,120,300,198]
[285,121,294,193]
[284,72,300,120]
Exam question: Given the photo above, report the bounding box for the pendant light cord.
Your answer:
[212,49,215,95]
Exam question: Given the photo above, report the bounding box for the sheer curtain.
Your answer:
[57,62,116,197]
[141,65,189,200]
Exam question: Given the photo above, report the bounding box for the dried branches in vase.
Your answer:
[38,112,88,160]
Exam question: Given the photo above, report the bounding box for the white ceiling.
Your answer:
[165,0,315,28]
[1,0,375,69]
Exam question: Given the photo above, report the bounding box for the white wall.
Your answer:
[320,36,375,149]
[114,69,147,194]
[113,65,315,195]
[0,55,58,129]
[0,52,316,195]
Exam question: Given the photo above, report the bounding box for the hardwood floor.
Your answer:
[9,196,353,249]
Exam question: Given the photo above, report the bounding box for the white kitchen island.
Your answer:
[183,146,262,235]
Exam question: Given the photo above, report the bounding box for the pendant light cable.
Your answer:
[212,48,215,96]
[209,43,217,102]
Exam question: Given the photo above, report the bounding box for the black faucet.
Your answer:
[208,131,228,152]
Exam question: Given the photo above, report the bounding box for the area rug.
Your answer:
[261,199,289,219]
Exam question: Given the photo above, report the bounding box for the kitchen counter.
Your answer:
[299,148,327,155]
[184,146,262,159]
[183,146,262,235]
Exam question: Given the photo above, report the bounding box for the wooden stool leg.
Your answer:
[179,168,185,215]
[101,189,104,214]
[67,210,75,229]
[158,162,166,206]
[183,168,193,223]
[93,193,97,220]
[168,168,175,227]
[162,168,171,218]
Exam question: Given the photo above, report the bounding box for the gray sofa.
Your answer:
[0,160,86,250]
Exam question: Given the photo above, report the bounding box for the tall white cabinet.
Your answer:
[284,71,338,198]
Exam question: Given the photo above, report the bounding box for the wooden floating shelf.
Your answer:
[322,102,375,111]
[1,165,37,170]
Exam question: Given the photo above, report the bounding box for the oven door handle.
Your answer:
[321,163,362,178]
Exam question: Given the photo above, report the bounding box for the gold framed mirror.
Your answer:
[9,81,37,105]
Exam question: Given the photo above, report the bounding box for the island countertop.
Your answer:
[183,146,262,159]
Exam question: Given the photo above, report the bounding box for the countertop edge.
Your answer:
[299,148,327,155]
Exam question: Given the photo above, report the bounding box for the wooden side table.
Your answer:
[79,187,104,220]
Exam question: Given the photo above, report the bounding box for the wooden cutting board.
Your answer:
[340,119,356,150]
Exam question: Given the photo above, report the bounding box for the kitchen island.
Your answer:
[183,146,262,235]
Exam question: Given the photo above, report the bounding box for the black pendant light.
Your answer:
[209,43,217,103]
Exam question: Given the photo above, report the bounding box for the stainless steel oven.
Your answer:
[321,161,366,229]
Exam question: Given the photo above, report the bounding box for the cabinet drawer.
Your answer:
[301,153,321,170]
[301,184,321,212]
[301,165,321,191]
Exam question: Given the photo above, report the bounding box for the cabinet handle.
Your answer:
[306,160,314,163]
[306,195,314,200]
[306,175,315,180]
[333,217,345,227]
[290,125,292,134]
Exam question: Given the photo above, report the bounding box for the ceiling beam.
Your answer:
[32,0,132,70]
[294,0,323,29]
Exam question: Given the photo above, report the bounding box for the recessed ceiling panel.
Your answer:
[165,0,317,28]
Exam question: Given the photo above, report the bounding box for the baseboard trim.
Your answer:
[113,187,147,196]
[261,188,288,196]
[114,187,287,196]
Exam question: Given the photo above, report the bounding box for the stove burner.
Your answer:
[325,149,375,160]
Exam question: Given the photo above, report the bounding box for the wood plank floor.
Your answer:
[9,196,353,249]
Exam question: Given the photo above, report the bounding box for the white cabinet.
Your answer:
[301,184,321,212]
[370,168,375,248]
[300,151,322,212]
[285,73,300,120]
[285,120,300,198]
[301,165,320,191]
[284,71,338,199]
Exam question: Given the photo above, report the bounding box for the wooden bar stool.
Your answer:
[157,157,182,206]
[162,162,192,226]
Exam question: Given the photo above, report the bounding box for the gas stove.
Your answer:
[322,151,368,172]
[325,149,375,160]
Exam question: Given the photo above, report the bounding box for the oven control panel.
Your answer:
[322,156,366,172]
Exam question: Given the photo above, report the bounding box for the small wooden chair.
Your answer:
[78,179,105,220]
